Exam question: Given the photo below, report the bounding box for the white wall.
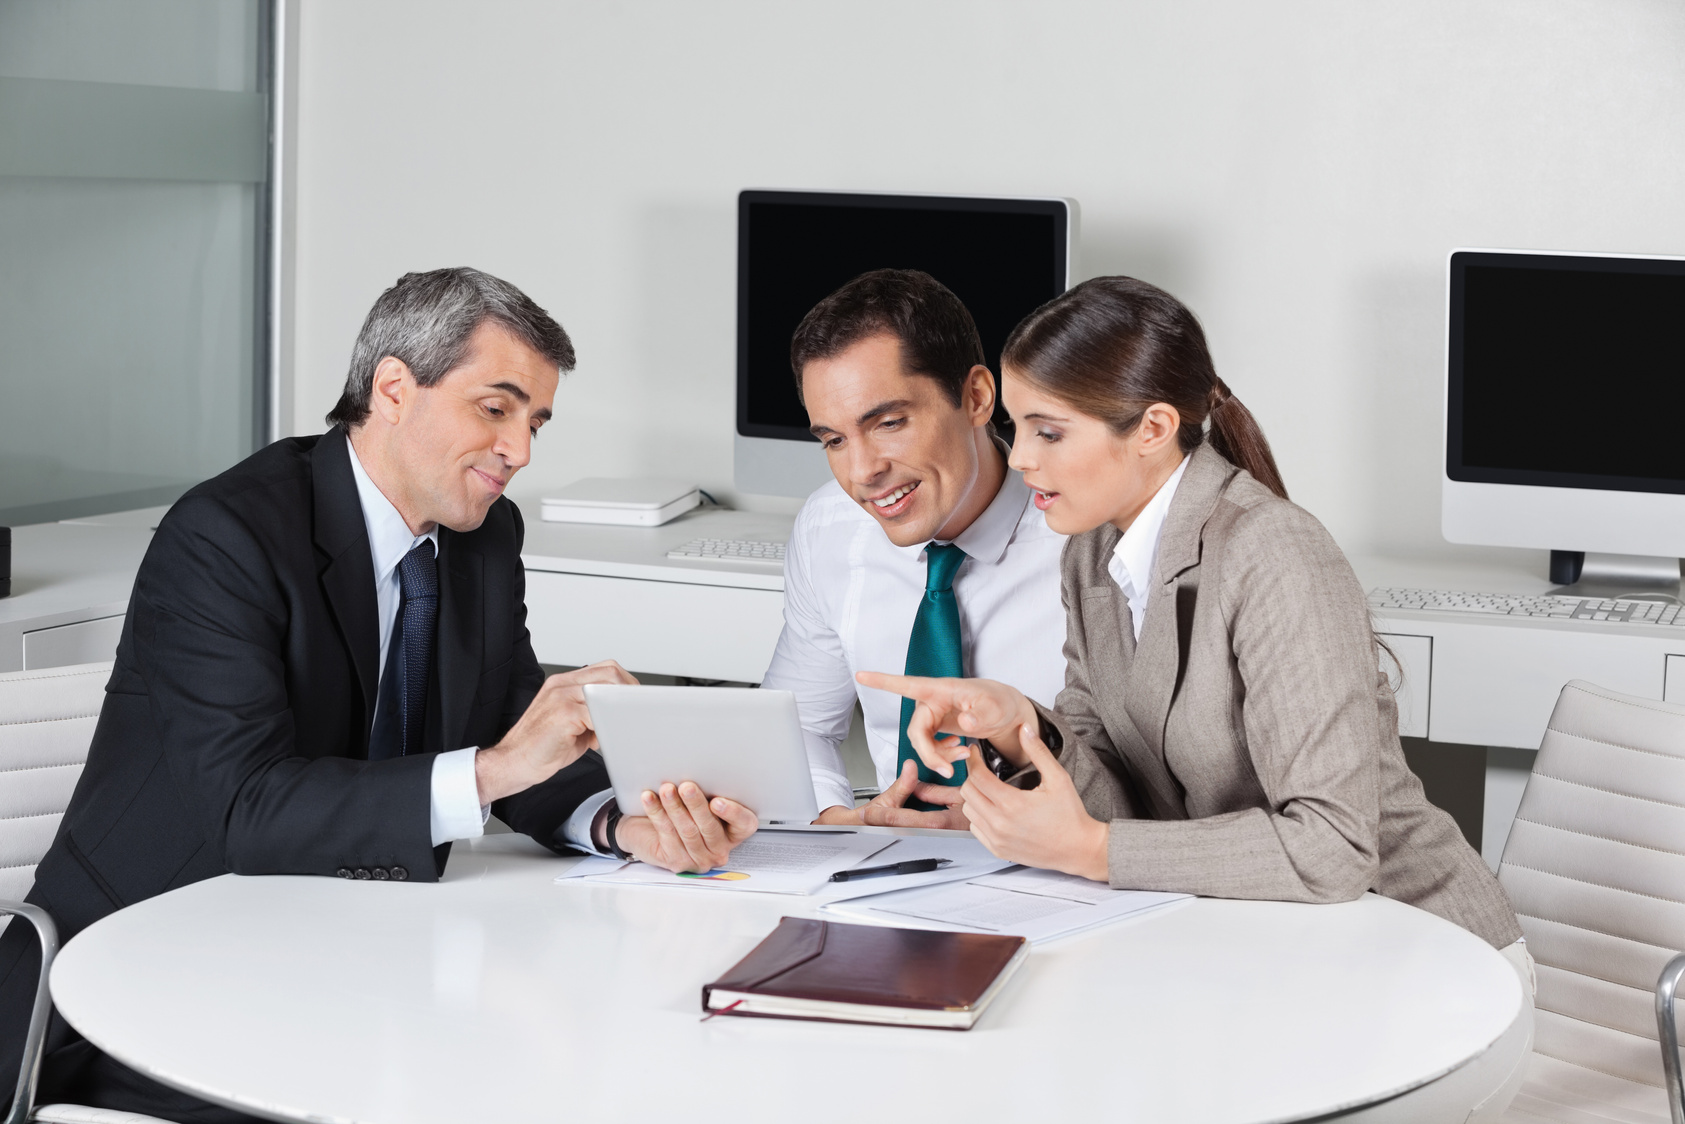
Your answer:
[289,0,1685,553]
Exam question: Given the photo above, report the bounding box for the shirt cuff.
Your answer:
[429,747,490,847]
[557,788,618,855]
[811,770,857,816]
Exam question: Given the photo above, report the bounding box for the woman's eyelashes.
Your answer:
[1036,428,1063,444]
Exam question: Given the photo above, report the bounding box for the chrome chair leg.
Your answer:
[1,902,59,1124]
[1659,951,1685,1124]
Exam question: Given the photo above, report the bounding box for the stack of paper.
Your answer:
[540,478,701,526]
[555,831,1192,944]
[819,866,1192,943]
[555,831,1009,897]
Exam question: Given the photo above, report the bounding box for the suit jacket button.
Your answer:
[372,867,389,880]
[390,866,408,881]
[336,868,353,879]
[354,868,371,880]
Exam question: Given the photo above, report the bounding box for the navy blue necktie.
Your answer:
[369,540,438,760]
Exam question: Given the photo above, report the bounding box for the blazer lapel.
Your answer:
[312,429,380,736]
[1071,527,1178,817]
[1126,576,1186,810]
[1124,444,1239,808]
[434,530,483,755]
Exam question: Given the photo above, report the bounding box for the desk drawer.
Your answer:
[23,614,124,669]
[1378,633,1431,738]
[524,571,784,683]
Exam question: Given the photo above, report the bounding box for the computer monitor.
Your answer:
[734,190,1077,498]
[1443,248,1685,586]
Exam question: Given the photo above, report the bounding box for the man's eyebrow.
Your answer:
[807,399,916,437]
[485,380,550,422]
[856,399,913,425]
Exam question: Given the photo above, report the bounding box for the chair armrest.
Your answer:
[1659,951,1685,1124]
[0,902,58,1124]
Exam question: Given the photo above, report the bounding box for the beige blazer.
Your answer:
[1037,443,1522,949]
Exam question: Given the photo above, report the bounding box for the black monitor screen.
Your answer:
[1449,252,1685,493]
[737,191,1068,441]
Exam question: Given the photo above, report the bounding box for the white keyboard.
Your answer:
[666,538,786,565]
[1369,588,1685,626]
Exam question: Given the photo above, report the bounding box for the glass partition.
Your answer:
[0,0,273,525]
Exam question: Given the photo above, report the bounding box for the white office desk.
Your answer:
[0,513,159,672]
[1357,552,1685,748]
[1353,550,1685,865]
[517,513,1680,754]
[50,831,1523,1124]
[519,503,794,682]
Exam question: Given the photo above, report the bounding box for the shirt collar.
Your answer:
[1110,454,1189,601]
[346,439,439,584]
[952,467,1033,565]
[889,465,1033,566]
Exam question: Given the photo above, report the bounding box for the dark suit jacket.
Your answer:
[0,428,608,1081]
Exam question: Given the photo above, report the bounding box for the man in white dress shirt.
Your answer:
[763,269,1068,825]
[565,270,1069,849]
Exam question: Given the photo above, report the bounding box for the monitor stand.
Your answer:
[1548,550,1683,601]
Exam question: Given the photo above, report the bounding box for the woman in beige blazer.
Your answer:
[861,276,1524,959]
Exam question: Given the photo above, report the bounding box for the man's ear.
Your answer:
[964,365,997,428]
[368,356,413,425]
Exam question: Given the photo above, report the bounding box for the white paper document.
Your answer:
[811,834,1012,902]
[820,865,1191,942]
[578,830,893,894]
[552,856,629,881]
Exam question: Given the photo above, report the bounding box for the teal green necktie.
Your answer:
[897,542,968,810]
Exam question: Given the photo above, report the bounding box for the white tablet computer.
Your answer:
[581,685,819,824]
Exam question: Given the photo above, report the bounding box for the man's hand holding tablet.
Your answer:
[583,685,825,873]
[604,782,758,873]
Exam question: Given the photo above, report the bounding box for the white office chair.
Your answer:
[0,663,177,1124]
[1496,680,1685,1124]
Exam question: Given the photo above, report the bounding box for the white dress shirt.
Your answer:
[346,445,487,847]
[761,469,1069,813]
[1106,454,1188,642]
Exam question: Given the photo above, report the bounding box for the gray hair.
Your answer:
[326,267,576,428]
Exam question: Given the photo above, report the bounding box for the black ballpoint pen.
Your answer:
[829,858,951,882]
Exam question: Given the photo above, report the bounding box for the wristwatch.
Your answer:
[602,806,634,861]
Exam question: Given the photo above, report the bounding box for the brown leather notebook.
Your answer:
[701,917,1029,1030]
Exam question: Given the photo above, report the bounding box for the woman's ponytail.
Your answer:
[1003,277,1289,500]
[1206,377,1288,500]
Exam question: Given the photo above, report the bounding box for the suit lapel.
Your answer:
[312,429,380,737]
[1071,528,1176,816]
[1123,444,1238,809]
[435,529,482,755]
[1126,573,1185,807]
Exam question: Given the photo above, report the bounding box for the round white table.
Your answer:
[49,831,1522,1124]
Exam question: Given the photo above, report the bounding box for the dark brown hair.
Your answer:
[1001,276,1287,499]
[790,269,988,413]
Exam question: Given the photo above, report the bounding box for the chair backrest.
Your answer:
[0,662,109,903]
[1498,679,1685,1090]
